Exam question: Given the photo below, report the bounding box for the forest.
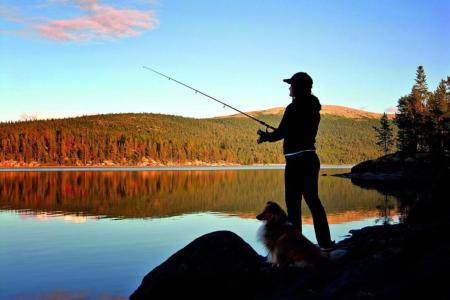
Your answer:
[395,66,449,154]
[0,108,386,166]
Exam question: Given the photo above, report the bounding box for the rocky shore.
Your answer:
[334,152,448,183]
[0,159,241,168]
[131,222,449,299]
[130,152,450,299]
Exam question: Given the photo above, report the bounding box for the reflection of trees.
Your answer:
[349,177,425,222]
[0,170,396,219]
[375,194,396,225]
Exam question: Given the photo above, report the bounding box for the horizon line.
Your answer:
[0,104,396,123]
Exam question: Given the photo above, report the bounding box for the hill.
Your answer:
[220,105,395,119]
[0,106,395,166]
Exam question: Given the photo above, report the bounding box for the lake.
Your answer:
[0,167,400,299]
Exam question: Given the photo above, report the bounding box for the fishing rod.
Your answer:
[143,66,276,130]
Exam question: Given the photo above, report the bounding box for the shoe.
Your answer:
[320,241,336,252]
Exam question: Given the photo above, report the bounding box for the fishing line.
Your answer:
[143,66,276,130]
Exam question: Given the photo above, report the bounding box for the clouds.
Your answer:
[0,0,158,42]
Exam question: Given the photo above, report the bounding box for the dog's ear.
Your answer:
[267,201,282,210]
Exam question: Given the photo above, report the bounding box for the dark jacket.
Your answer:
[265,94,321,154]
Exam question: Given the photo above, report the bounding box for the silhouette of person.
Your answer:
[257,72,335,249]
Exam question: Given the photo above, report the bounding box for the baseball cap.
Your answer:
[283,72,313,88]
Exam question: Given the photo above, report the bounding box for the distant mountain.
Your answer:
[221,105,395,119]
[0,105,396,166]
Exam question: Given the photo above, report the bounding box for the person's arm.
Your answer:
[257,107,290,143]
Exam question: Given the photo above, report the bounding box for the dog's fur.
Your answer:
[257,201,326,267]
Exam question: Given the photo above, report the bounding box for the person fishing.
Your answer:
[257,72,335,250]
[143,67,334,249]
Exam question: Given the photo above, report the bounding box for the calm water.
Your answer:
[0,167,399,299]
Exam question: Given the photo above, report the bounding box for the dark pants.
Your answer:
[284,151,333,247]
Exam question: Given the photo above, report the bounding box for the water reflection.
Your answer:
[375,194,396,225]
[19,212,100,223]
[8,290,128,300]
[0,169,399,223]
[1,169,404,299]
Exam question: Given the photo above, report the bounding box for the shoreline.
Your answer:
[0,164,353,172]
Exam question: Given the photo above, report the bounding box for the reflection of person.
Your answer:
[257,72,335,249]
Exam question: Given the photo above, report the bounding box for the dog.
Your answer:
[256,201,326,267]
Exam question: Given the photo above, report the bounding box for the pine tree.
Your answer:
[411,66,431,151]
[395,95,417,152]
[443,77,450,152]
[413,66,429,107]
[373,113,394,155]
[425,80,448,152]
[395,66,430,153]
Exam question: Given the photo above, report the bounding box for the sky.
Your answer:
[1,0,449,122]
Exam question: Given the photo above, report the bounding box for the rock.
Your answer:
[130,230,338,300]
[333,153,449,201]
[130,231,265,299]
[324,222,450,300]
[347,152,448,181]
[131,214,450,299]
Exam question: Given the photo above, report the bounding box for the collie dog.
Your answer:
[257,201,326,267]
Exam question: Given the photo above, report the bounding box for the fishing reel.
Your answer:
[257,127,273,144]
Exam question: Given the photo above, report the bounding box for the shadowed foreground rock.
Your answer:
[130,231,264,299]
[130,230,333,300]
[131,220,450,300]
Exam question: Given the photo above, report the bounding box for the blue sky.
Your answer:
[1,0,449,121]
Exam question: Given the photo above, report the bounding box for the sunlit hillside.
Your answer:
[0,106,396,166]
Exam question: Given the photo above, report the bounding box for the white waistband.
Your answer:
[284,149,315,157]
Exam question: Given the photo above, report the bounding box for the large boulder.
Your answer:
[130,231,265,299]
[130,230,335,300]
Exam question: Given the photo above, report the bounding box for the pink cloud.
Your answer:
[1,1,158,42]
[35,3,158,41]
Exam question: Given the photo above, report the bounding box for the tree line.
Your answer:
[373,66,449,155]
[0,111,383,166]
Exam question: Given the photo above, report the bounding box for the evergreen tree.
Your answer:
[395,95,417,152]
[395,66,430,152]
[425,80,448,152]
[411,66,431,150]
[373,113,394,155]
[443,77,450,152]
[413,66,429,107]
